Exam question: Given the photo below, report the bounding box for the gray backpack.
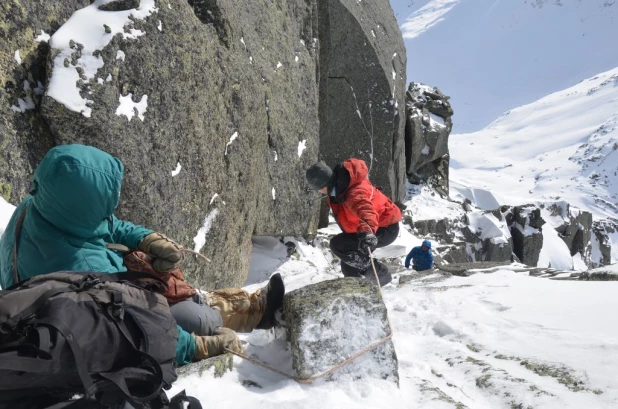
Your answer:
[0,271,200,409]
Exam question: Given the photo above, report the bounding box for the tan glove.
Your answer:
[138,232,184,272]
[193,328,244,361]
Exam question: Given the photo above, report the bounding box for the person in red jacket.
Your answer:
[306,158,402,286]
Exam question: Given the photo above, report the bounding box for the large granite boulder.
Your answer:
[4,0,322,288]
[405,83,453,197]
[283,278,399,383]
[0,0,90,203]
[317,0,407,202]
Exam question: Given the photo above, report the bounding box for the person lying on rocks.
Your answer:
[0,144,284,366]
[305,158,402,286]
[405,240,434,271]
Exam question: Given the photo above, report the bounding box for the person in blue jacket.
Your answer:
[404,240,434,271]
[0,144,282,366]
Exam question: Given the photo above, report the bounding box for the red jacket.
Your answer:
[328,159,402,234]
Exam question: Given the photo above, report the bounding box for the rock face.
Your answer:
[405,83,453,197]
[0,0,91,204]
[283,278,399,383]
[317,0,407,202]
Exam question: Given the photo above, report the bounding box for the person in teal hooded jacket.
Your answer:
[0,144,266,366]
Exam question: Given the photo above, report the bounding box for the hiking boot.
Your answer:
[255,273,285,330]
[362,261,392,286]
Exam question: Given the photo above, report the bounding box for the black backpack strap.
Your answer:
[168,390,202,409]
[34,317,94,390]
[11,205,28,286]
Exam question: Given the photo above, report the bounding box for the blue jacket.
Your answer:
[405,240,434,270]
[0,144,195,365]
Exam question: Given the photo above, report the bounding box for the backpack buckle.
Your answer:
[73,275,101,292]
[110,292,125,320]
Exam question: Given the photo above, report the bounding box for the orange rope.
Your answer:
[226,248,394,384]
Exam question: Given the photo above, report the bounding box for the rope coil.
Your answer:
[226,248,394,384]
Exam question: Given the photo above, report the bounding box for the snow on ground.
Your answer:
[449,66,618,220]
[169,220,618,409]
[405,182,463,221]
[391,0,618,133]
[0,198,15,238]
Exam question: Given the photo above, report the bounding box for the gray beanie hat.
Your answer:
[306,162,333,190]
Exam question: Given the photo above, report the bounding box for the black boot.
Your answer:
[362,261,392,286]
[255,273,285,330]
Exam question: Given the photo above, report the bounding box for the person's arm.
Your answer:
[427,250,434,268]
[411,247,421,267]
[110,215,154,249]
[345,186,378,234]
[404,249,414,268]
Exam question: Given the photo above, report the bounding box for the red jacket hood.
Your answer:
[342,158,369,187]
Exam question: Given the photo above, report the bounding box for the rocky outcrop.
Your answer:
[283,278,399,383]
[461,211,514,263]
[414,218,454,243]
[544,202,592,264]
[317,0,407,202]
[506,205,545,266]
[591,218,616,267]
[405,83,453,197]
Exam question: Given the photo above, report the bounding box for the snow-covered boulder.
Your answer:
[317,0,407,202]
[543,202,592,264]
[460,210,513,263]
[405,82,453,196]
[591,218,618,267]
[283,278,399,383]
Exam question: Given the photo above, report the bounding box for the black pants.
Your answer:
[330,223,399,277]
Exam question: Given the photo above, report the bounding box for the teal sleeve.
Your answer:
[175,325,196,366]
[110,215,154,249]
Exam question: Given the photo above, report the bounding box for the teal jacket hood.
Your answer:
[0,144,153,288]
[31,144,124,238]
[0,144,195,366]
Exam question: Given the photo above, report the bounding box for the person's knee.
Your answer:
[170,300,222,336]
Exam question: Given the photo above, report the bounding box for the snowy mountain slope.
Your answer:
[390,0,618,133]
[449,66,618,221]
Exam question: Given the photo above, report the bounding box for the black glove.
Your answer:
[358,233,378,253]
